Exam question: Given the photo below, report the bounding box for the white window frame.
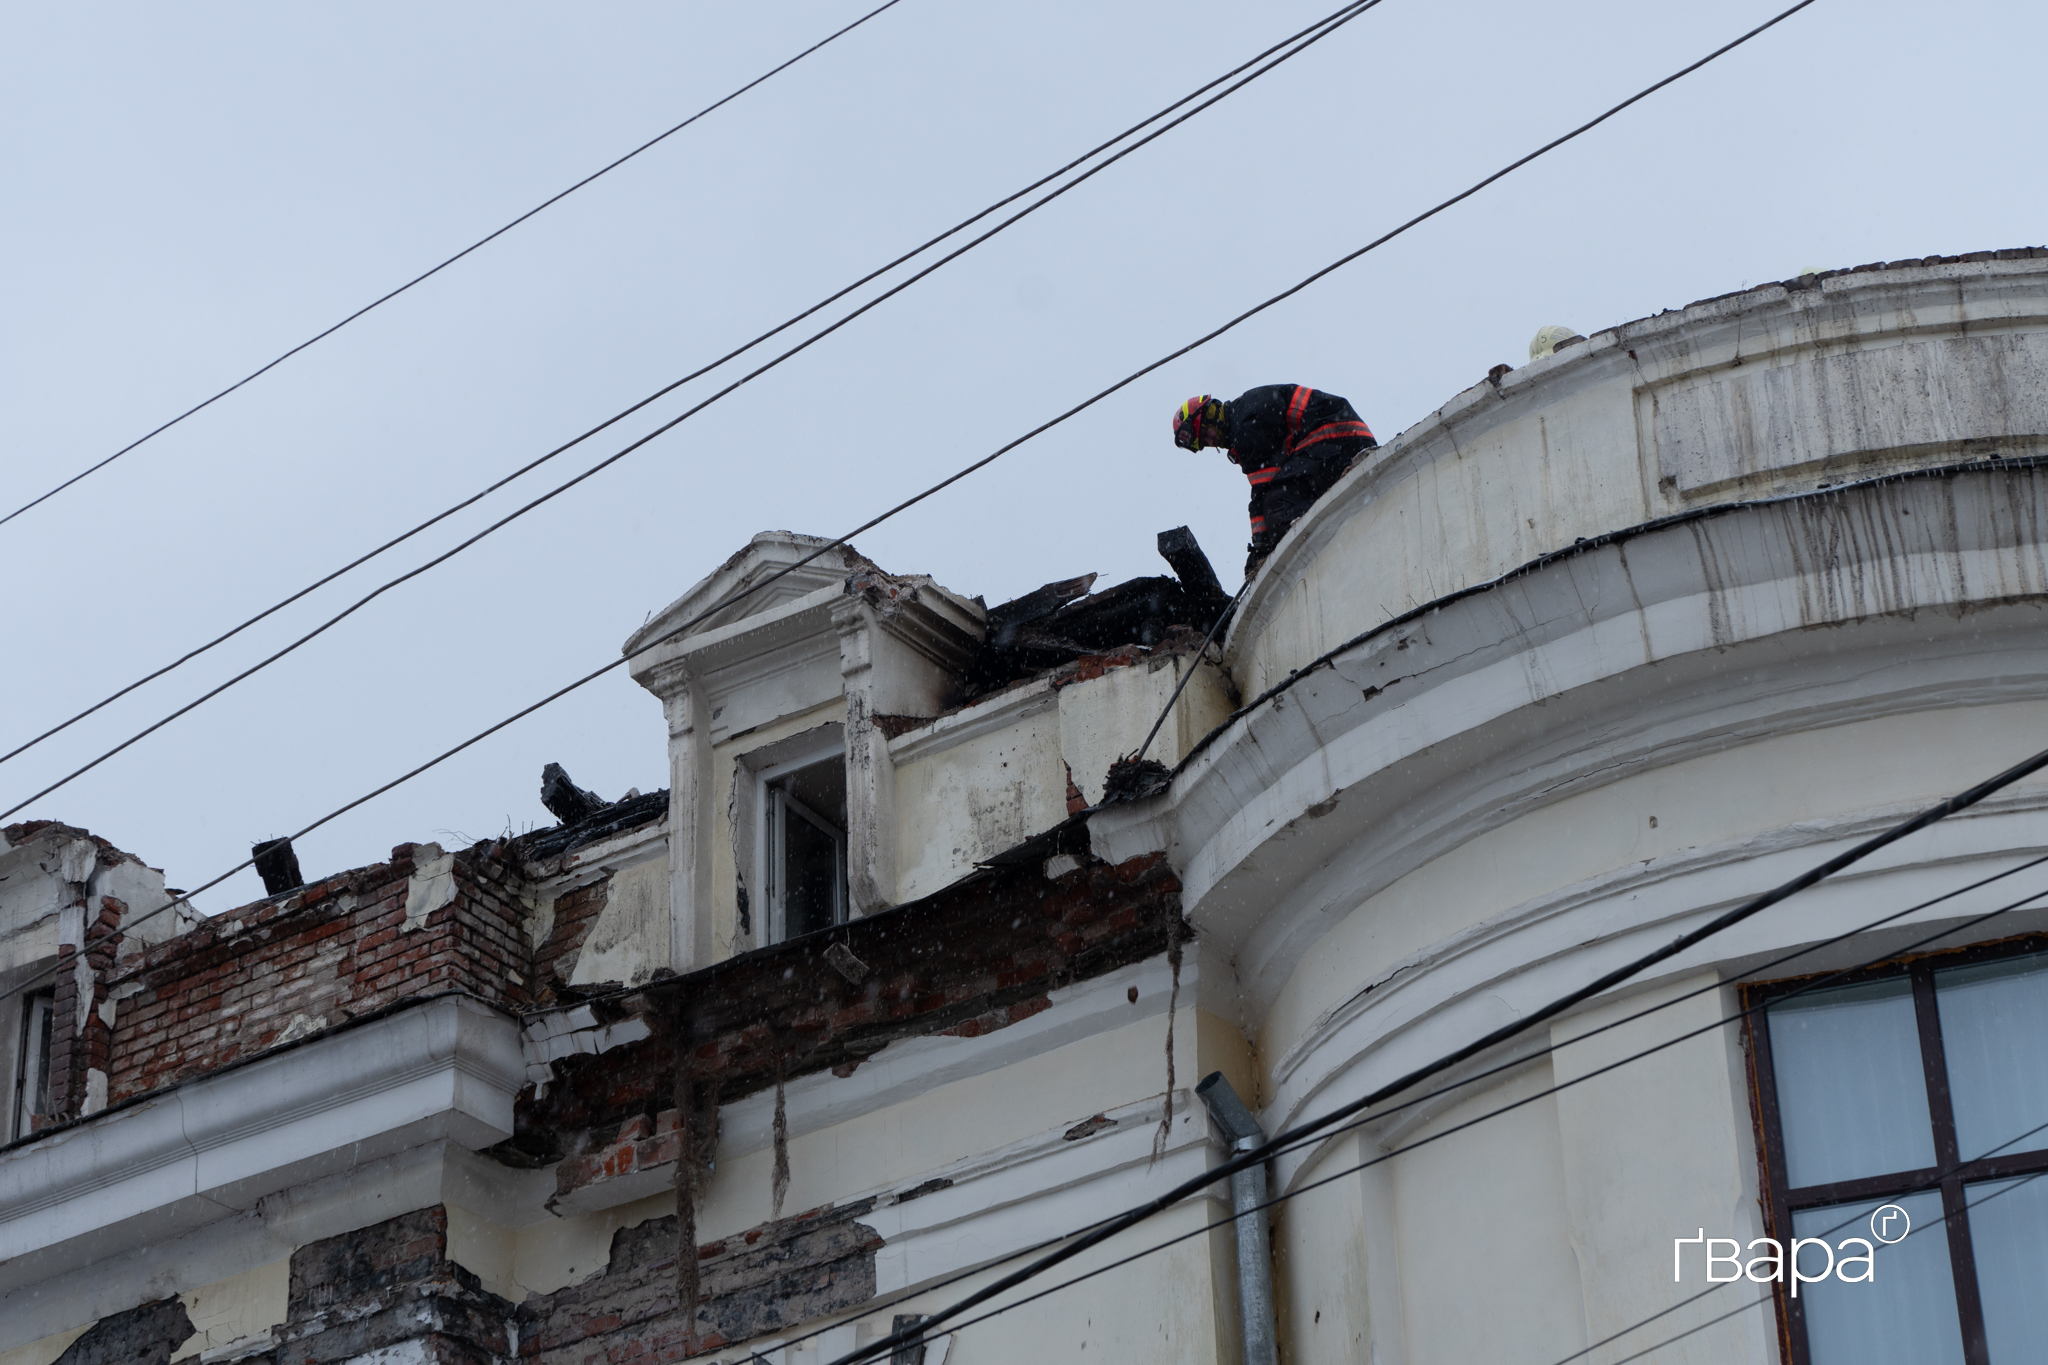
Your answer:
[12,988,54,1141]
[753,740,848,946]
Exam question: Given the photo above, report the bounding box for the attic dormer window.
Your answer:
[760,748,847,943]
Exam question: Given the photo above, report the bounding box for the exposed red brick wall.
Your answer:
[519,833,1182,1183]
[268,1201,882,1365]
[46,896,124,1124]
[104,843,533,1104]
[279,1206,511,1365]
[520,1203,884,1363]
[535,878,609,989]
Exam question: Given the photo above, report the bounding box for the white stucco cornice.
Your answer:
[885,677,1058,765]
[1256,797,2048,1197]
[1224,251,2048,699]
[1090,464,2048,1154]
[0,995,522,1301]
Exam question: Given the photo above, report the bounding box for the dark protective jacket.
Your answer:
[1227,384,1375,563]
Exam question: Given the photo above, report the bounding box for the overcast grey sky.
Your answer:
[4,0,2042,912]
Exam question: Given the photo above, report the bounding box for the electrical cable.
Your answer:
[10,0,1828,841]
[2,0,1404,836]
[0,0,1854,1218]
[847,870,2048,1365]
[0,0,1845,1087]
[837,646,2022,1362]
[8,14,2024,1348]
[0,0,1388,983]
[3,0,1824,1000]
[861,911,2048,1363]
[1131,581,1250,768]
[0,0,908,533]
[468,850,2046,1365]
[0,0,1409,1019]
[1250,851,2048,1169]
[566,846,2043,1365]
[1598,1292,1772,1365]
[0,0,1384,774]
[11,3,2021,1351]
[3,0,1385,816]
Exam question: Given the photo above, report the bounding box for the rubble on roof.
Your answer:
[251,837,303,896]
[522,783,670,863]
[540,762,610,825]
[1101,756,1174,805]
[962,525,1235,697]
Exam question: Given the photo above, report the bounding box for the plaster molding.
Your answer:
[717,955,1197,1160]
[1261,805,2048,1195]
[0,996,522,1300]
[1166,468,2048,974]
[531,815,669,894]
[864,1086,1224,1297]
[885,679,1058,766]
[1225,254,2048,674]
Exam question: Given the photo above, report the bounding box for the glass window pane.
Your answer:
[1769,979,1937,1187]
[1936,954,2048,1164]
[1966,1175,2048,1362]
[1794,1190,1963,1365]
[781,801,840,940]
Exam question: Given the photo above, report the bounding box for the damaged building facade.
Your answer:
[7,248,2048,1365]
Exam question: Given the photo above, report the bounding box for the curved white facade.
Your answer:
[1094,251,2048,1363]
[13,254,2048,1365]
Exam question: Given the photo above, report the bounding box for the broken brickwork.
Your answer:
[259,1201,883,1365]
[52,1298,194,1365]
[502,836,1179,1360]
[278,1207,513,1365]
[520,828,1182,1201]
[532,878,611,992]
[522,1203,885,1363]
[12,787,1181,1362]
[45,896,124,1125]
[103,841,532,1104]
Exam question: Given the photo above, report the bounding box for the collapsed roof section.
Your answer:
[962,527,1236,698]
[604,524,1242,974]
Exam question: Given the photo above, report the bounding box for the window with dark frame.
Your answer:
[13,989,53,1140]
[764,754,847,944]
[1746,937,2048,1365]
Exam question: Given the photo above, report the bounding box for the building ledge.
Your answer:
[0,994,522,1296]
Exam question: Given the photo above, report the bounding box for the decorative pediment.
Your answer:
[622,532,875,659]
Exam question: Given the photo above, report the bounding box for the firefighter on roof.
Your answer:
[1173,385,1375,577]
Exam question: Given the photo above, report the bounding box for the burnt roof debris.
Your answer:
[523,786,670,862]
[540,763,608,826]
[963,527,1233,697]
[1100,756,1173,805]
[984,573,1097,648]
[1157,526,1231,621]
[250,837,304,896]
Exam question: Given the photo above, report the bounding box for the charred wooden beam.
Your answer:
[1157,525,1231,618]
[540,763,608,826]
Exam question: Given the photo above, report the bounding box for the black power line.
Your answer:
[778,856,2048,1362]
[0,0,908,532]
[855,866,2048,1365]
[0,0,1400,1009]
[0,0,1383,779]
[0,0,1841,1073]
[0,0,1827,1044]
[622,846,2048,1358]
